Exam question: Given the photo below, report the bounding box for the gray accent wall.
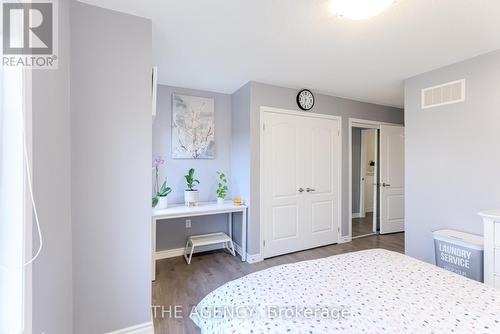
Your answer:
[230,83,252,247]
[233,82,404,255]
[32,0,72,333]
[351,128,362,214]
[153,85,232,250]
[70,2,152,333]
[405,49,500,264]
[158,81,402,255]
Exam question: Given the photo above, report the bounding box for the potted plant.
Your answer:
[152,181,172,209]
[152,157,172,209]
[216,171,228,205]
[184,168,200,206]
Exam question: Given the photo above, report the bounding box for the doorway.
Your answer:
[349,119,405,240]
[352,127,379,238]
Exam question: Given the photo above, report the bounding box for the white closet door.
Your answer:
[379,125,405,234]
[263,112,306,258]
[303,117,340,248]
[262,111,340,258]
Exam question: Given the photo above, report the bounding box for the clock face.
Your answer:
[297,89,314,111]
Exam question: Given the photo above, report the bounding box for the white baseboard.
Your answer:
[235,243,262,263]
[338,236,352,244]
[106,322,153,334]
[246,253,263,263]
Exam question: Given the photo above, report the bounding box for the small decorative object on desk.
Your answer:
[184,168,200,207]
[216,171,228,205]
[152,157,172,209]
[233,198,243,206]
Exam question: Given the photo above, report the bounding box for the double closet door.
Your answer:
[262,110,341,258]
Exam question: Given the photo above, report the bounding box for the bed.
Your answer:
[191,249,500,333]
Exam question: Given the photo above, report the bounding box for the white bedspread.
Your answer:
[191,249,500,333]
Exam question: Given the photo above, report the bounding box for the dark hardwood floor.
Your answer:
[152,233,404,334]
[352,212,375,237]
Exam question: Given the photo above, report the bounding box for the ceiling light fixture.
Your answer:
[329,0,397,20]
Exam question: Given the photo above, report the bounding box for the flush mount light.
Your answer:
[329,0,397,20]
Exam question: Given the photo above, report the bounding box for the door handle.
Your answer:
[306,187,316,192]
[382,183,391,187]
[298,188,304,193]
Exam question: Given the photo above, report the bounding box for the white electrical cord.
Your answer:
[21,102,43,267]
[0,83,43,270]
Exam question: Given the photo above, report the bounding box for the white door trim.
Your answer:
[359,130,367,218]
[347,118,401,240]
[259,106,342,258]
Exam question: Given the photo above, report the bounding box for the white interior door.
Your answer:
[263,111,340,258]
[303,117,340,249]
[379,125,405,234]
[263,112,306,257]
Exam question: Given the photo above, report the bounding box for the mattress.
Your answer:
[190,249,500,333]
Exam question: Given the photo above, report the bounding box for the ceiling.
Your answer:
[79,0,500,107]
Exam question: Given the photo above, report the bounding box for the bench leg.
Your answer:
[183,240,191,264]
[228,240,236,257]
[187,244,195,264]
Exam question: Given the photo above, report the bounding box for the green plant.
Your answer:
[216,171,228,199]
[184,168,200,190]
[152,181,172,208]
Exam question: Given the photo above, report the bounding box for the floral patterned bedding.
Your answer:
[191,249,500,333]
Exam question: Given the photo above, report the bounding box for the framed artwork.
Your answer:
[171,93,215,159]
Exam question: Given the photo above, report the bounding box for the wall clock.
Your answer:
[297,89,315,111]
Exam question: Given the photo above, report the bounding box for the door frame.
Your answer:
[358,129,367,218]
[259,106,342,259]
[347,118,401,240]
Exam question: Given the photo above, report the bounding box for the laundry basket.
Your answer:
[433,229,484,282]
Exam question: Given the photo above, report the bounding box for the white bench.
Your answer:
[183,232,236,264]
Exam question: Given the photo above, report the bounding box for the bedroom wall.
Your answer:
[70,2,153,333]
[230,83,252,247]
[31,0,73,333]
[405,49,500,263]
[155,81,402,257]
[153,84,232,250]
[247,82,404,255]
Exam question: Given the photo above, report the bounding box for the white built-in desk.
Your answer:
[152,201,247,280]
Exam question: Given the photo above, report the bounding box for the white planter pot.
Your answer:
[217,197,225,205]
[157,196,168,209]
[184,190,199,207]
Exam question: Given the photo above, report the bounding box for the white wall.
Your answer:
[70,2,152,333]
[32,0,72,332]
[405,49,500,263]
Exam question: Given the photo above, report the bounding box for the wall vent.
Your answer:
[421,79,465,109]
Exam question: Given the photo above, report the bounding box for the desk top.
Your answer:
[152,201,247,220]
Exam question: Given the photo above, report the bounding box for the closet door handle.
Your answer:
[306,187,316,193]
[298,188,305,193]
